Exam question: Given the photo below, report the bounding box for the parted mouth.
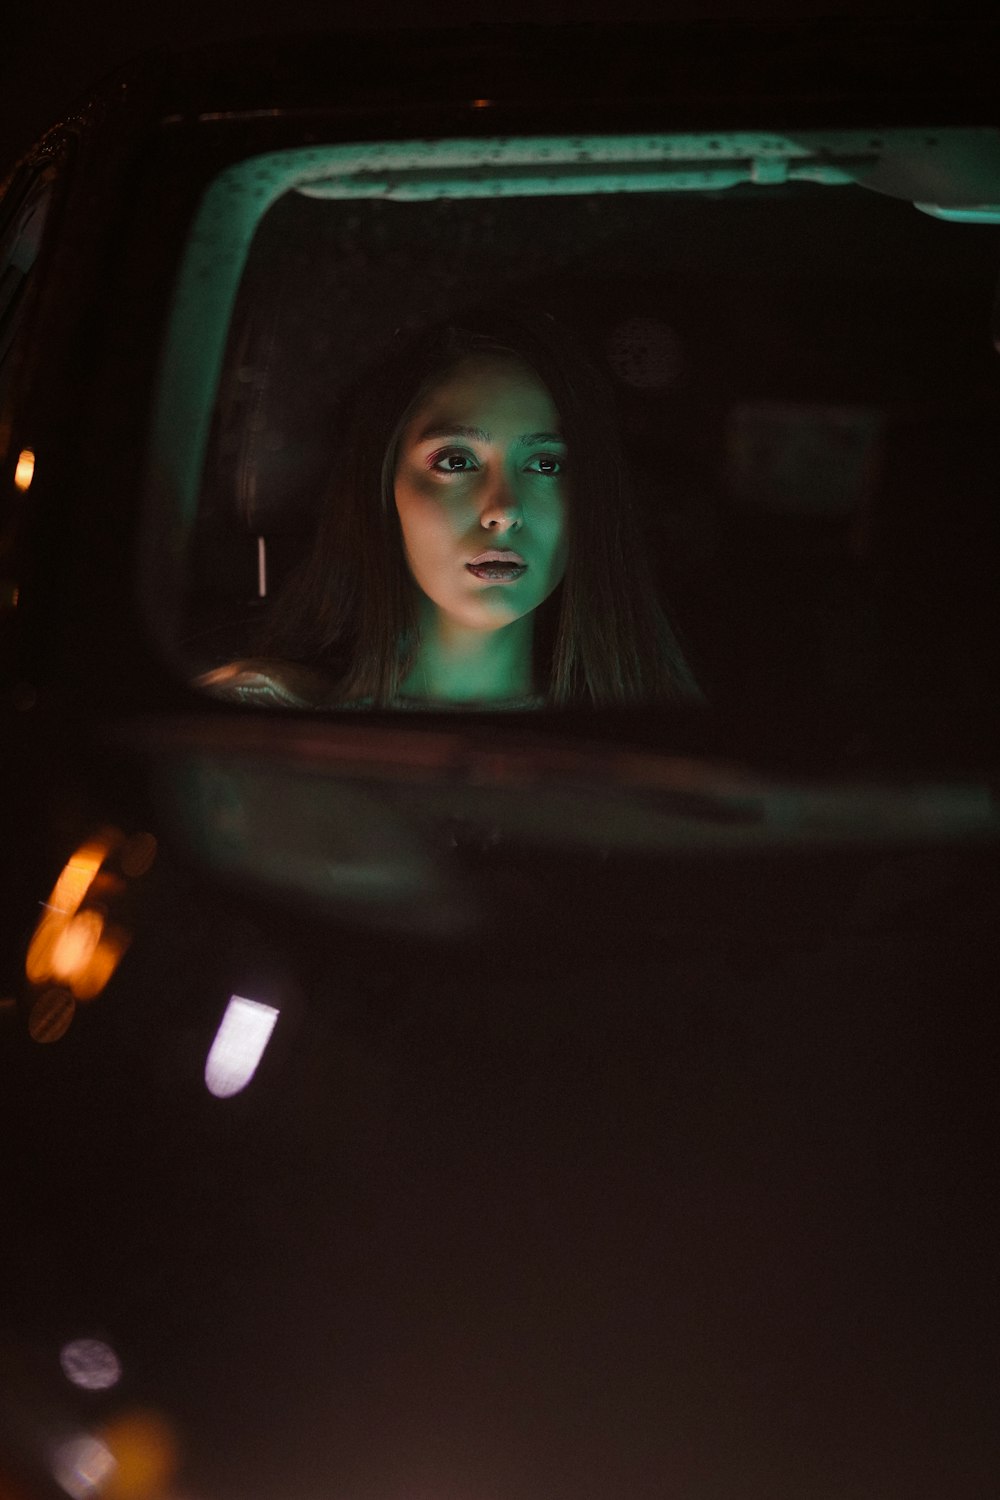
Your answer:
[467,549,527,566]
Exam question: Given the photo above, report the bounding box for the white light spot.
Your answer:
[59,1338,122,1391]
[51,1433,117,1498]
[205,994,279,1098]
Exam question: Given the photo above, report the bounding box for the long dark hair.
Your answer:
[260,305,699,707]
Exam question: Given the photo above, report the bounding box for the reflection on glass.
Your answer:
[204,995,280,1098]
[199,308,698,711]
[60,1338,123,1392]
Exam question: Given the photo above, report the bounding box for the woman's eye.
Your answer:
[526,454,565,476]
[430,450,477,474]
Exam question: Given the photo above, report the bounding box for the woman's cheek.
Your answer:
[396,479,448,552]
[397,465,440,505]
[403,471,474,529]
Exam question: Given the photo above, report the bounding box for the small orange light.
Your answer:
[472,98,492,109]
[25,831,136,1011]
[27,835,114,988]
[14,448,35,492]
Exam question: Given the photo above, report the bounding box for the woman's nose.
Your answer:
[478,469,523,530]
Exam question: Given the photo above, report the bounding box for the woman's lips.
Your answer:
[466,563,527,581]
[466,548,527,582]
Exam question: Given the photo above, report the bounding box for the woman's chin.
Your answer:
[471,607,530,634]
[439,597,531,633]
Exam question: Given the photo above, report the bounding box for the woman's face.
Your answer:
[393,354,569,633]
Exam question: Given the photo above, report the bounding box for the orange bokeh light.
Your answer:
[25,833,131,1005]
[14,447,35,492]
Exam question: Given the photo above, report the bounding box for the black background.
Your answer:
[0,0,978,183]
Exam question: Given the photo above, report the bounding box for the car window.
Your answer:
[143,130,1000,720]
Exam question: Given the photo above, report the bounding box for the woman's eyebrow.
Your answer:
[416,423,491,444]
[416,423,565,444]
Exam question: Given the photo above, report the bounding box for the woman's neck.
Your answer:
[399,608,536,703]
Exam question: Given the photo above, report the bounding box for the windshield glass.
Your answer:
[146,131,1000,720]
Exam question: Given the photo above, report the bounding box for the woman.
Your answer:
[200,306,699,709]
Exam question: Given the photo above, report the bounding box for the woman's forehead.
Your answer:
[404,354,561,440]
